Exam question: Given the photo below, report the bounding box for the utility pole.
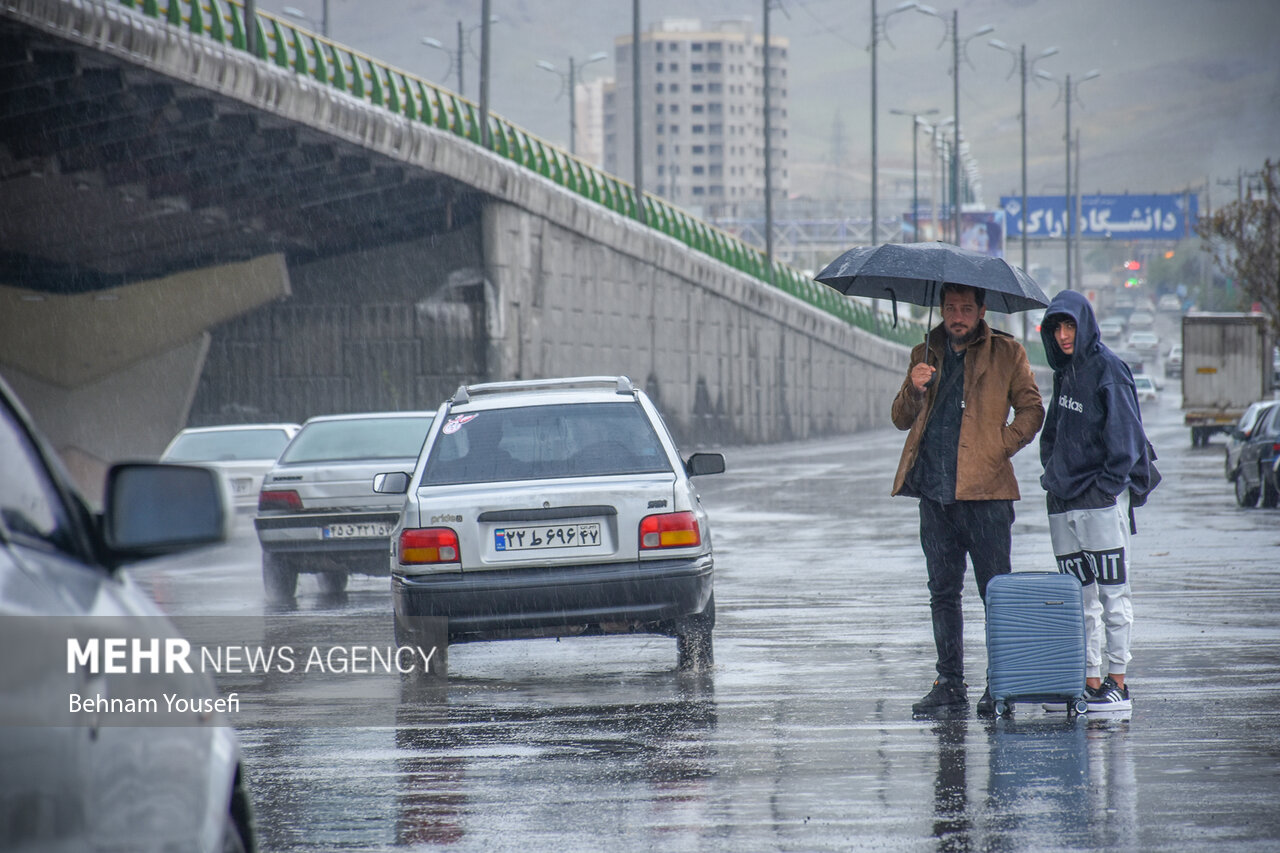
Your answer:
[479,0,490,147]
[1065,73,1072,290]
[457,21,464,98]
[764,0,774,282]
[632,0,645,223]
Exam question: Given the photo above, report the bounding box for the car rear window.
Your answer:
[280,417,433,464]
[163,429,292,462]
[422,402,672,485]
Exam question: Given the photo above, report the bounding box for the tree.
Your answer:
[1197,160,1280,335]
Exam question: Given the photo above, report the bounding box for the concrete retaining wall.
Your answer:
[482,196,912,446]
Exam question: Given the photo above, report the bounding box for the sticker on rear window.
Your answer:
[442,414,478,435]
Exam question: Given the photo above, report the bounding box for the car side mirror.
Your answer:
[685,452,726,477]
[373,471,411,494]
[102,463,228,563]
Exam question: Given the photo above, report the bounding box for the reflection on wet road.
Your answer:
[132,392,1280,850]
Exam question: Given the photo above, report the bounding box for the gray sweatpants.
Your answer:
[1048,489,1133,678]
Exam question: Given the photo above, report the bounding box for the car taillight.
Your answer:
[258,489,302,511]
[400,528,460,564]
[639,511,701,549]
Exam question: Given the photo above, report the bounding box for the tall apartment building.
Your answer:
[603,18,789,218]
[574,76,610,169]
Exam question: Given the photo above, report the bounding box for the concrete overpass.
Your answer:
[0,0,926,500]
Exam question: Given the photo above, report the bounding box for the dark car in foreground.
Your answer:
[378,376,724,676]
[1230,400,1280,508]
[0,377,255,852]
[254,411,435,601]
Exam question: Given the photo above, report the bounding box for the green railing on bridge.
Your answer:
[121,0,930,349]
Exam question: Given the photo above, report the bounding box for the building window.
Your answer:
[669,63,679,72]
[692,145,705,154]
[656,104,664,114]
[692,124,704,134]
[656,83,664,93]
[669,83,679,92]
[692,186,705,196]
[708,82,722,93]
[707,62,722,72]
[692,104,704,113]
[692,42,703,52]
[655,62,664,72]
[669,104,679,113]
[691,63,704,72]
[692,165,705,175]
[692,84,704,93]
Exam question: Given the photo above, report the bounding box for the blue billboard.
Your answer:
[1000,194,1199,240]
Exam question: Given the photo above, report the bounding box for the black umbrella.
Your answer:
[815,241,1051,317]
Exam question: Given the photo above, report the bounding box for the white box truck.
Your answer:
[1182,313,1275,446]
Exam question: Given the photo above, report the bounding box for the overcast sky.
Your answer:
[262,0,1280,209]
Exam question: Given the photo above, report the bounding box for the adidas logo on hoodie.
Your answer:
[1058,394,1084,413]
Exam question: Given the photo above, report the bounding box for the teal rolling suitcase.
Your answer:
[985,571,1088,716]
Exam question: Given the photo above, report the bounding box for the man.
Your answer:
[1039,290,1148,712]
[891,283,1044,717]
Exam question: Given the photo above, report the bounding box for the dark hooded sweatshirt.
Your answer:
[1039,290,1146,502]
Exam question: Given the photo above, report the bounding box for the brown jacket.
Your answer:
[891,320,1044,500]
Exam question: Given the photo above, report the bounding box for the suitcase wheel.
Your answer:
[1072,698,1089,715]
[994,701,1009,717]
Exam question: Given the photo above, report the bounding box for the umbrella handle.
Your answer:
[885,287,899,329]
[922,283,936,387]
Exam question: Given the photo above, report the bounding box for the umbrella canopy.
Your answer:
[815,241,1051,314]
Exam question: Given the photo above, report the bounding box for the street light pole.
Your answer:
[1060,69,1100,291]
[764,0,774,281]
[456,20,464,97]
[537,52,608,155]
[889,108,938,242]
[632,0,644,224]
[479,0,491,147]
[914,7,992,243]
[990,40,1055,338]
[870,1,922,247]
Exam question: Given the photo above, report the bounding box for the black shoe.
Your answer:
[1086,677,1132,712]
[976,685,1001,718]
[912,679,969,716]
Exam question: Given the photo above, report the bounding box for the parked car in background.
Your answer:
[1165,344,1183,379]
[1133,374,1160,404]
[0,376,256,853]
[1113,349,1145,376]
[1126,330,1161,361]
[1099,316,1127,345]
[1229,401,1280,508]
[161,423,300,512]
[255,411,435,601]
[1127,310,1156,331]
[1158,293,1183,313]
[380,376,724,676]
[1225,400,1280,483]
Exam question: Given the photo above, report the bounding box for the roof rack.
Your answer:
[451,376,636,404]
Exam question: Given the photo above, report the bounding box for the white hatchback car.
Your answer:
[161,423,300,511]
[377,376,724,675]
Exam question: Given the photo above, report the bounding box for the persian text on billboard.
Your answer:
[1000,194,1198,240]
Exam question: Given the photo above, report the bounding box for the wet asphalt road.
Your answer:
[132,381,1280,852]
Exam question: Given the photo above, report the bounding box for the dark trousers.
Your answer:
[918,498,1014,684]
